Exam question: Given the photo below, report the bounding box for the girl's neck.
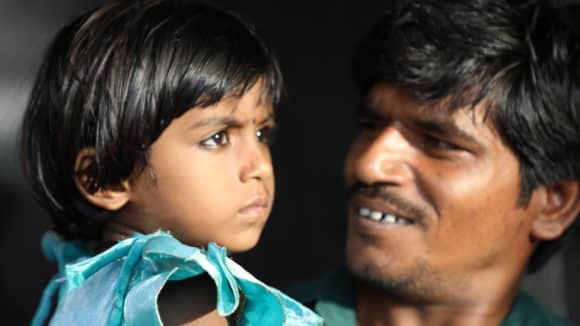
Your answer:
[95,222,138,252]
[102,221,136,242]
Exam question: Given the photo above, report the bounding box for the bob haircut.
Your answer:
[352,0,580,272]
[21,0,283,242]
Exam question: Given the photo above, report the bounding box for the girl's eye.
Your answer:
[200,130,229,149]
[256,125,276,145]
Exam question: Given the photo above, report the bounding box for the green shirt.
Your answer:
[288,267,577,326]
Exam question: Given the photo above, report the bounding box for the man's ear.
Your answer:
[74,148,131,211]
[531,180,580,241]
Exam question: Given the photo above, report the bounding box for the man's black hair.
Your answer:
[21,0,283,242]
[352,0,580,272]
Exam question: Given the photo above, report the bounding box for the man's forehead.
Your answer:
[363,83,507,152]
[365,83,492,126]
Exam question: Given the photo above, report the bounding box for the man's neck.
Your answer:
[354,277,521,326]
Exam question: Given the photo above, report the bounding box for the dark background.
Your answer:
[0,0,578,324]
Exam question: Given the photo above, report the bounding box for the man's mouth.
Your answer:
[356,205,415,225]
[347,183,426,228]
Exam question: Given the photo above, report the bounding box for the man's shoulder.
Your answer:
[286,266,352,305]
[286,269,578,326]
[286,277,324,307]
[286,267,358,326]
[502,290,577,326]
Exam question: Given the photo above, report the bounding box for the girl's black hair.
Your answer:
[353,0,580,272]
[21,0,283,242]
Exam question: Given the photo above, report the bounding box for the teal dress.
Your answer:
[32,231,323,326]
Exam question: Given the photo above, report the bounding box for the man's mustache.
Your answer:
[347,182,427,224]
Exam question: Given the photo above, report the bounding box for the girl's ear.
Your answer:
[74,148,131,211]
[531,180,580,241]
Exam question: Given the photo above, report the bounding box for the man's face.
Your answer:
[124,82,275,252]
[344,83,541,300]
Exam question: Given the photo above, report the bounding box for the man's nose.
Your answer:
[348,124,413,186]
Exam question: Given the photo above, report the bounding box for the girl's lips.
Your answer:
[238,197,269,216]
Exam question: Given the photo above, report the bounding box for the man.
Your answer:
[289,0,580,325]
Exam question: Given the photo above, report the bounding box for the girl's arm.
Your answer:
[158,273,229,326]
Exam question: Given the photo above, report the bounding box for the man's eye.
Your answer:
[418,134,459,151]
[200,130,229,149]
[256,126,276,145]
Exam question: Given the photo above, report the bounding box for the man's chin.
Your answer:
[346,254,446,303]
[346,258,408,291]
[345,235,407,289]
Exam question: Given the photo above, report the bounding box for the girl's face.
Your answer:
[120,82,276,252]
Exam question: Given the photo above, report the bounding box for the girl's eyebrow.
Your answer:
[187,113,275,130]
[256,114,275,125]
[187,116,242,129]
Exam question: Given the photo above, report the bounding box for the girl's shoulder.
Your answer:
[33,231,323,326]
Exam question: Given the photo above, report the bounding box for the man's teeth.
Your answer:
[384,214,396,223]
[370,211,382,221]
[358,207,412,225]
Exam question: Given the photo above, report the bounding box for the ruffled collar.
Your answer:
[32,231,323,326]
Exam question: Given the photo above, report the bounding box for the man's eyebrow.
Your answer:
[360,99,483,148]
[413,115,481,147]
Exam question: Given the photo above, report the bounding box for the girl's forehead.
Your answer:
[216,79,275,110]
[175,85,275,129]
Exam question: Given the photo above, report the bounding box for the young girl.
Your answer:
[23,1,322,325]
